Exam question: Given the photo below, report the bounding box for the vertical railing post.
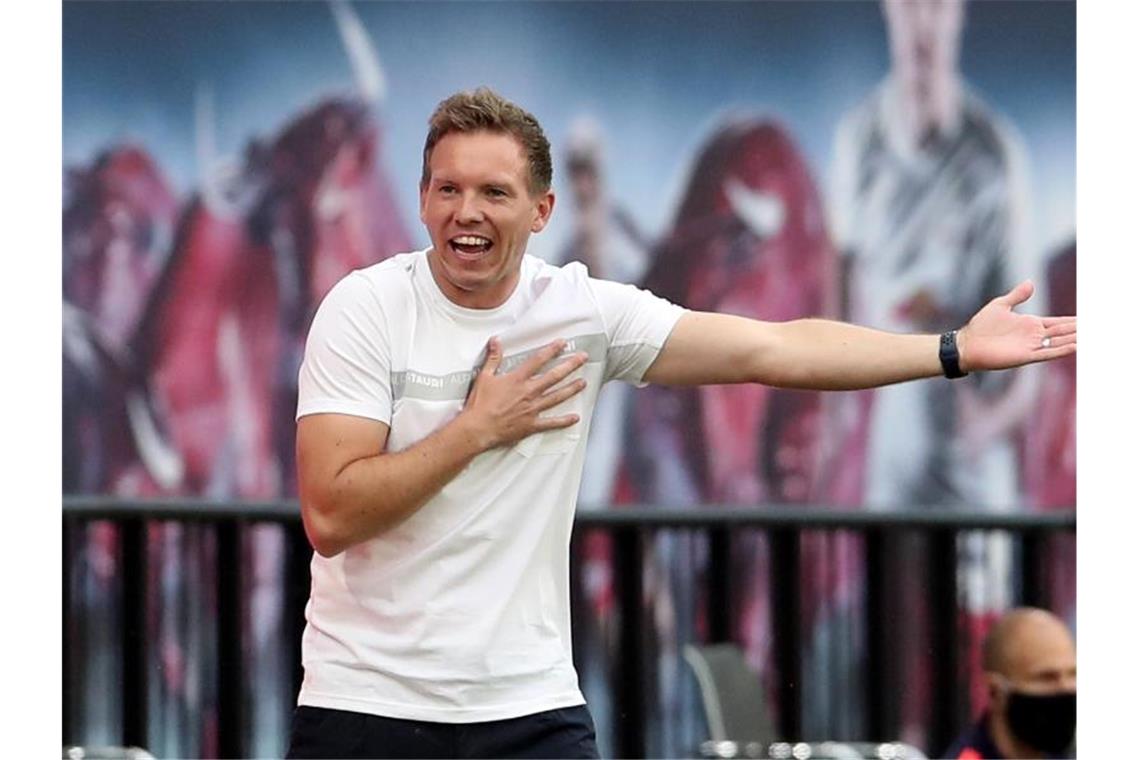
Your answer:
[928,528,960,756]
[216,520,245,758]
[284,519,312,705]
[613,526,645,759]
[1021,529,1043,608]
[120,518,149,749]
[769,527,801,740]
[62,516,75,746]
[864,528,887,742]
[707,527,731,642]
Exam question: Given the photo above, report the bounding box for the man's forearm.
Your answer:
[647,312,948,389]
[305,412,488,557]
[764,318,943,390]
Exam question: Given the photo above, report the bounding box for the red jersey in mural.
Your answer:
[63,145,183,496]
[137,98,412,499]
[622,120,861,704]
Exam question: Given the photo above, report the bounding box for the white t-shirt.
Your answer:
[295,249,685,722]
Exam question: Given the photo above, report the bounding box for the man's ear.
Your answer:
[985,672,1007,710]
[419,183,429,225]
[530,190,555,233]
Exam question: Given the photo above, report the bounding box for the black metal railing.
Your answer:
[62,496,1075,759]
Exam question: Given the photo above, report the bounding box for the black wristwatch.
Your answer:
[939,330,968,379]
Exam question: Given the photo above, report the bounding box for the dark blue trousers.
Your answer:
[286,704,599,759]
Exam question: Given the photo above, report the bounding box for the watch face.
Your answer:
[939,330,965,378]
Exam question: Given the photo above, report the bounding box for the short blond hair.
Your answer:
[421,87,552,196]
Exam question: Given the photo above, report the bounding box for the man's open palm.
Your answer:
[959,280,1077,372]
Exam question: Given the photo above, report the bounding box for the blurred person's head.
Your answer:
[565,117,604,212]
[982,607,1077,759]
[882,0,964,137]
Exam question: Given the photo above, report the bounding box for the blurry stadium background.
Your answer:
[62,1,1075,758]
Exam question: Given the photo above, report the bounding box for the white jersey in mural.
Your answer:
[832,78,1036,511]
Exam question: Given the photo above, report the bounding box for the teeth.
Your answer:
[452,235,491,246]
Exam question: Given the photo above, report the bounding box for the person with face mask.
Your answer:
[943,607,1077,759]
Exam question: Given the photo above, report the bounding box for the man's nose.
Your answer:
[456,193,484,224]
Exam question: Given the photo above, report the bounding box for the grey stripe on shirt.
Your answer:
[392,332,611,403]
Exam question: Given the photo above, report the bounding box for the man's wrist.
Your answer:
[939,329,969,378]
[452,409,497,454]
[955,328,970,373]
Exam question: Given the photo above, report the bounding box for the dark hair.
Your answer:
[421,87,552,196]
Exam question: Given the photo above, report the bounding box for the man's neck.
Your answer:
[987,710,1045,760]
[425,247,520,310]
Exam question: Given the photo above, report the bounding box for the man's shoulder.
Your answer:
[313,250,425,326]
[520,254,646,324]
[521,253,597,298]
[525,254,656,306]
[524,253,588,281]
[326,250,423,299]
[353,250,425,287]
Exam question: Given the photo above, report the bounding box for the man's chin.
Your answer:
[438,266,495,297]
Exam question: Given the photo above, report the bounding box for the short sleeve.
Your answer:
[588,277,686,386]
[296,273,393,423]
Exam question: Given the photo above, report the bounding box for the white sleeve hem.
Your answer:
[296,399,391,424]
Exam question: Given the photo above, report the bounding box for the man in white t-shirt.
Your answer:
[288,87,1076,759]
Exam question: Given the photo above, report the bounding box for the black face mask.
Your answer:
[1005,689,1077,756]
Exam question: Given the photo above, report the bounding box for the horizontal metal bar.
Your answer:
[63,495,1076,531]
[574,508,1076,531]
[63,496,301,522]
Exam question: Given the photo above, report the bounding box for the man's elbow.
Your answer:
[309,533,346,560]
[300,497,351,558]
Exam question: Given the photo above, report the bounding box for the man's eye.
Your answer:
[487,188,507,198]
[439,185,457,195]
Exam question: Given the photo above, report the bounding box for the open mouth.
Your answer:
[449,234,494,260]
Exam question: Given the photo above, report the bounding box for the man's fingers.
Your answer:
[535,378,587,411]
[516,339,567,377]
[533,352,588,392]
[1039,333,1077,349]
[530,412,581,433]
[1034,342,1077,362]
[996,280,1034,308]
[1042,316,1076,328]
[1045,322,1077,339]
[480,336,503,376]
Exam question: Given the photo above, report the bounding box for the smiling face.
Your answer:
[420,130,554,309]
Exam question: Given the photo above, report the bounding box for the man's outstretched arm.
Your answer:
[644,281,1076,389]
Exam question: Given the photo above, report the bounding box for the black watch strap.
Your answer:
[939,330,968,379]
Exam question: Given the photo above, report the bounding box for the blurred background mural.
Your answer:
[63,1,1074,757]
